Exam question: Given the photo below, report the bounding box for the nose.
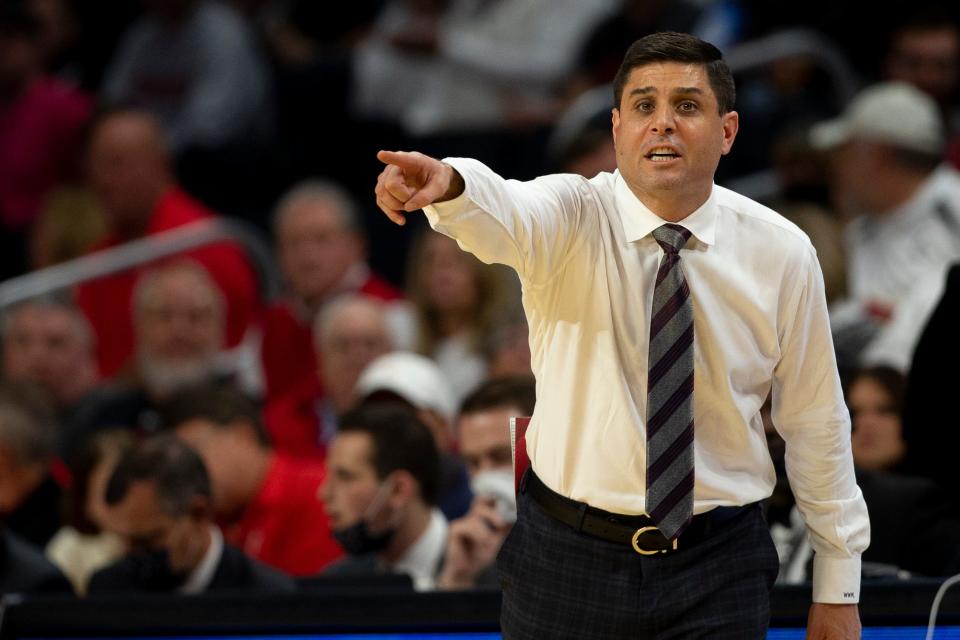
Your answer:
[651,108,676,134]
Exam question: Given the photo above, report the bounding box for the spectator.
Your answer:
[0,4,91,279]
[264,294,394,460]
[66,261,230,458]
[356,351,457,452]
[75,108,259,377]
[262,180,404,402]
[406,230,515,402]
[0,382,62,549]
[772,362,960,581]
[846,366,907,473]
[321,404,445,591]
[0,527,73,595]
[812,82,960,372]
[438,375,535,590]
[2,297,100,415]
[456,375,535,478]
[46,429,129,594]
[165,384,343,576]
[361,0,614,135]
[883,9,960,171]
[89,435,295,594]
[100,0,272,155]
[355,351,471,520]
[884,9,959,118]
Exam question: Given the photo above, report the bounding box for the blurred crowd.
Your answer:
[2,0,960,598]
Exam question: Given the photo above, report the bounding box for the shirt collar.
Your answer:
[180,525,223,595]
[393,509,448,591]
[614,171,717,247]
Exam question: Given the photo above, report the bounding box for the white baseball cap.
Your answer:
[810,82,944,154]
[355,352,457,422]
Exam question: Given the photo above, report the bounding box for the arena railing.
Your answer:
[0,218,280,311]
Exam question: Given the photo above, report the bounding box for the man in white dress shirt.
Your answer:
[812,82,960,373]
[375,32,867,639]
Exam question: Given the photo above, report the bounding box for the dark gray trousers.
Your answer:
[497,481,780,639]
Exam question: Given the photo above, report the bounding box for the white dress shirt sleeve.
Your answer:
[422,157,588,285]
[771,244,870,604]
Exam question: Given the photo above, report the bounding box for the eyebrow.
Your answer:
[629,87,705,97]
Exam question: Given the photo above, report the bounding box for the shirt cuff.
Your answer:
[422,158,472,227]
[812,555,861,603]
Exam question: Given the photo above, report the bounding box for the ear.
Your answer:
[388,470,418,507]
[611,108,621,146]
[720,111,739,156]
[188,494,212,522]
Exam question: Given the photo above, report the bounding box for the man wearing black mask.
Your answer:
[88,435,294,594]
[321,404,446,591]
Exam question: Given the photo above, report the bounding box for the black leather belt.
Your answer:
[523,469,754,555]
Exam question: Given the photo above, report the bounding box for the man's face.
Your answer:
[319,304,392,413]
[2,305,95,405]
[458,406,517,478]
[87,115,169,230]
[612,62,738,213]
[99,480,209,576]
[277,200,362,305]
[136,269,223,364]
[826,140,886,216]
[321,432,388,532]
[887,27,959,102]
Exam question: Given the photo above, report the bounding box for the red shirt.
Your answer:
[0,77,92,229]
[225,453,343,576]
[75,187,260,376]
[263,374,327,461]
[260,272,403,402]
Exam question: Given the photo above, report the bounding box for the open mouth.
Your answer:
[645,147,681,162]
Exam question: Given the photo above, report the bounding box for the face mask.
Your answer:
[470,468,518,524]
[332,519,395,556]
[332,477,398,556]
[126,549,190,591]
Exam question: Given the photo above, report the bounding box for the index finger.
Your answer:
[377,149,420,170]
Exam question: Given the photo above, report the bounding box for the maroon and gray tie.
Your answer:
[646,223,694,541]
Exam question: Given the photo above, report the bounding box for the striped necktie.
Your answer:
[646,223,694,541]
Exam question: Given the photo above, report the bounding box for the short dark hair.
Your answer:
[613,31,736,114]
[338,404,440,506]
[161,383,270,447]
[459,376,536,418]
[845,366,907,415]
[104,435,211,517]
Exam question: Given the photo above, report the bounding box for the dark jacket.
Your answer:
[88,543,295,594]
[0,529,73,595]
[902,262,960,502]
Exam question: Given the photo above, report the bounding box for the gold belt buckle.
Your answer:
[631,526,678,555]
